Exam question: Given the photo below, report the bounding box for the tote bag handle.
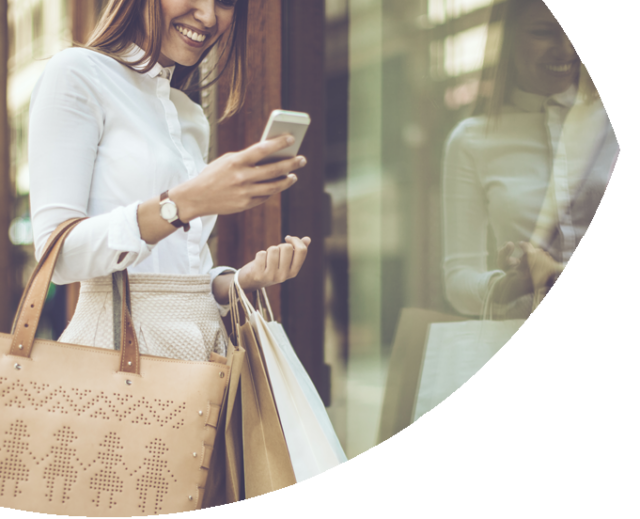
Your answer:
[8,218,142,375]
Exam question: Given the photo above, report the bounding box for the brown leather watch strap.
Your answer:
[160,190,191,232]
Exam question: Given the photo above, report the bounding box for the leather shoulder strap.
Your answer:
[9,218,141,375]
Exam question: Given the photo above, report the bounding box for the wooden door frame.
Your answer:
[280,0,330,404]
[0,0,12,333]
[216,0,284,318]
[216,0,329,402]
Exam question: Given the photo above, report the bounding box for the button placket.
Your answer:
[155,76,204,274]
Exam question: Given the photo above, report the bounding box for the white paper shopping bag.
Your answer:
[233,274,347,482]
[413,320,546,508]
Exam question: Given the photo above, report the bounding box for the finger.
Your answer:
[240,134,295,166]
[507,257,520,269]
[253,156,307,184]
[497,241,514,260]
[499,241,514,252]
[285,235,312,247]
[265,246,280,281]
[254,250,268,271]
[520,241,536,255]
[249,173,298,198]
[277,243,294,281]
[284,236,309,277]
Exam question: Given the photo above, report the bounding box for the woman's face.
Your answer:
[157,0,236,67]
[512,0,580,96]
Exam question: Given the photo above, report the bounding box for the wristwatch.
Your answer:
[159,191,190,232]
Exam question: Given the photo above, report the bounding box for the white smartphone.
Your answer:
[257,109,311,165]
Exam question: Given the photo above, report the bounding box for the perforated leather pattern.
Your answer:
[0,420,33,498]
[1,230,230,516]
[0,380,187,428]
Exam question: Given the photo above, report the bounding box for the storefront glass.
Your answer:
[323,0,618,457]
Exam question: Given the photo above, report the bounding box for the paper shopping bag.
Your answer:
[413,320,546,508]
[202,343,245,507]
[226,279,296,499]
[232,277,346,482]
[378,308,466,443]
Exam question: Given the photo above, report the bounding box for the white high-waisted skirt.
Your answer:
[58,274,228,362]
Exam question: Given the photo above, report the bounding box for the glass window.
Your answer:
[323,0,618,458]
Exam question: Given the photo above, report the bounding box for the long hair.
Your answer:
[473,0,597,120]
[84,0,248,121]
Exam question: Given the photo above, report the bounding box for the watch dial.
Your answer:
[161,203,178,220]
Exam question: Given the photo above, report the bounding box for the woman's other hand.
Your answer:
[237,236,311,292]
[172,135,307,221]
[521,242,564,290]
[497,241,521,271]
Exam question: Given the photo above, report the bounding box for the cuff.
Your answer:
[478,270,504,299]
[108,201,155,271]
[209,266,237,317]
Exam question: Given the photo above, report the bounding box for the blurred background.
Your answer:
[0,0,498,506]
[1,0,611,459]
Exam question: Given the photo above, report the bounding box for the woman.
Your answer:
[29,0,310,361]
[442,0,619,318]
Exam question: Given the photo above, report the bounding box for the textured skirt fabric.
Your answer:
[58,274,228,362]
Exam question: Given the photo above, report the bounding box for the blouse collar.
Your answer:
[510,84,578,113]
[122,44,176,81]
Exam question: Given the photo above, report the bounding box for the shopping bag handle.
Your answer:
[228,271,254,340]
[9,218,141,375]
[256,288,275,323]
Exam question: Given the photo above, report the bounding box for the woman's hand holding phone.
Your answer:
[171,134,307,221]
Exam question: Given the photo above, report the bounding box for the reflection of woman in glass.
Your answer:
[442,0,618,318]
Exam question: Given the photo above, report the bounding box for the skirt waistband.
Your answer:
[80,274,212,294]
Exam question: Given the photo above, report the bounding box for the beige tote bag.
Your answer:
[0,219,231,516]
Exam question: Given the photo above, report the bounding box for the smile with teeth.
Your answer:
[175,24,207,43]
[545,63,574,73]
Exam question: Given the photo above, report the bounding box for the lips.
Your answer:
[543,62,577,74]
[174,24,207,44]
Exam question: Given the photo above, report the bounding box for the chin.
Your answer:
[176,56,201,67]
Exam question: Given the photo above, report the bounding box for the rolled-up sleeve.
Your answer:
[442,121,501,316]
[29,49,154,285]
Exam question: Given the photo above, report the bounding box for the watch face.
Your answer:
[160,202,178,221]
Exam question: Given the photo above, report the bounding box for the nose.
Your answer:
[193,0,217,29]
[554,32,577,60]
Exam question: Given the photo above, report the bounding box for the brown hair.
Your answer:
[84,0,248,121]
[474,0,535,119]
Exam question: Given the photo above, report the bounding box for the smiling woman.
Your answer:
[86,0,247,119]
[27,0,310,402]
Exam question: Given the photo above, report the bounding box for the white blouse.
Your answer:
[29,45,232,294]
[442,85,619,316]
